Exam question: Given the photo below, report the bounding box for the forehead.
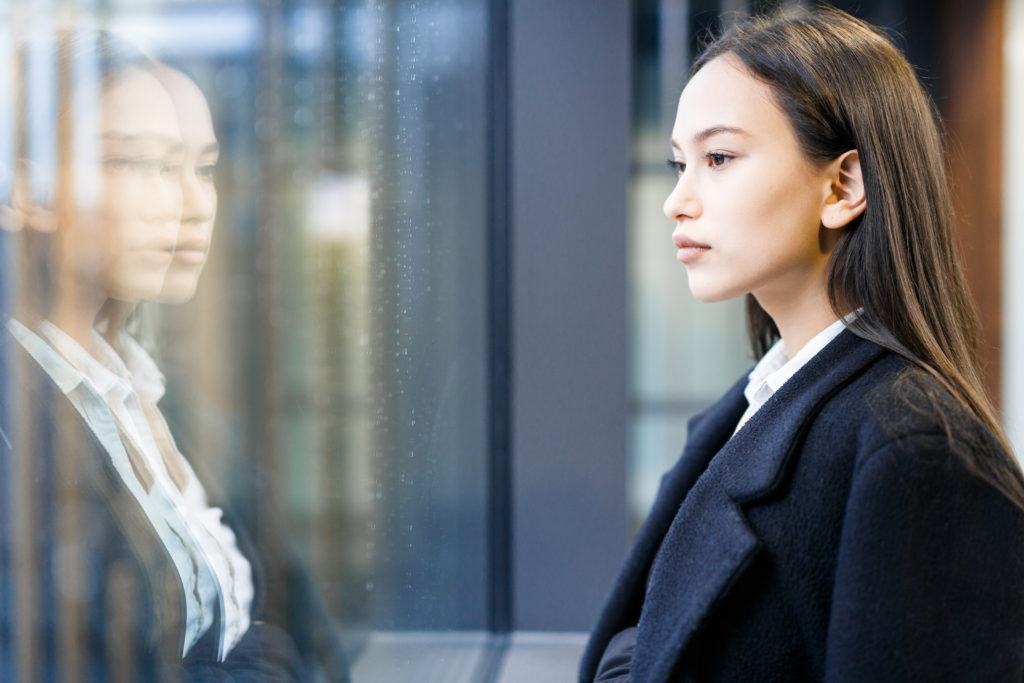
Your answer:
[157,69,217,148]
[673,54,788,143]
[175,91,216,148]
[99,68,181,142]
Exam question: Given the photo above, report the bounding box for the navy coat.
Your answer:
[580,330,1024,682]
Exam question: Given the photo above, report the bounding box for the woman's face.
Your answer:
[662,54,836,308]
[155,67,218,304]
[61,66,184,304]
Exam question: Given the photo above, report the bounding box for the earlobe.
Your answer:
[822,150,866,229]
[6,159,57,234]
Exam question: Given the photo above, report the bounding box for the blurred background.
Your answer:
[0,0,1020,680]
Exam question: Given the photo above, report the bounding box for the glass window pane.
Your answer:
[0,1,492,679]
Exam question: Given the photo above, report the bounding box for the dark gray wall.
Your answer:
[510,0,631,631]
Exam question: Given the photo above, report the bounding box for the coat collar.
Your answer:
[629,330,887,682]
[717,329,885,503]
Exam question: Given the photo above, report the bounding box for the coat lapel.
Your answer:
[633,330,887,682]
[638,374,750,586]
[579,375,749,681]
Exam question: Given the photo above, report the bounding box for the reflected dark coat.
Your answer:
[0,333,343,681]
[580,330,1024,682]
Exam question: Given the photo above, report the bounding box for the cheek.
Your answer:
[57,228,113,289]
[96,176,141,218]
[744,177,823,245]
[206,187,219,220]
[705,180,825,284]
[64,210,119,258]
[708,180,787,247]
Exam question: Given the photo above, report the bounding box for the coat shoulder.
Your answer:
[814,351,1001,463]
[808,347,1024,528]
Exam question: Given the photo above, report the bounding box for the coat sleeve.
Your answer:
[181,622,307,681]
[825,433,1024,681]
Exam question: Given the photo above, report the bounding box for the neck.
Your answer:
[97,299,135,350]
[756,275,841,358]
[48,283,105,355]
[46,271,135,356]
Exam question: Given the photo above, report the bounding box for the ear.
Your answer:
[6,159,57,234]
[821,150,866,229]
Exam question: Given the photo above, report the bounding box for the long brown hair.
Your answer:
[693,7,1024,499]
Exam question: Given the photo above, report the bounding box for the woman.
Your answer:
[0,32,343,680]
[582,7,1024,683]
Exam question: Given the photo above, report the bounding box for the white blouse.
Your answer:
[733,317,850,435]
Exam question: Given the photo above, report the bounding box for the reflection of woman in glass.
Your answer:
[583,8,1024,683]
[102,60,351,680]
[0,33,342,680]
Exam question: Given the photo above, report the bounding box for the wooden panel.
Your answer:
[939,0,1005,405]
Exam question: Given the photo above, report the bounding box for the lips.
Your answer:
[672,231,711,264]
[172,239,210,265]
[141,244,176,259]
[672,232,711,250]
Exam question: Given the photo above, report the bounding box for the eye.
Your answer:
[666,158,685,176]
[103,157,178,175]
[195,163,218,181]
[705,152,733,168]
[104,157,157,173]
[103,157,130,172]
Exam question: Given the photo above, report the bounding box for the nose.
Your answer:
[662,173,700,222]
[181,169,216,225]
[151,173,183,223]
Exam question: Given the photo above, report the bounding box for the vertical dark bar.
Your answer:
[487,0,513,637]
[250,0,288,622]
[510,0,629,631]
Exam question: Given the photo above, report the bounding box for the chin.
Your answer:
[157,279,199,304]
[155,270,201,305]
[115,279,165,304]
[686,277,738,303]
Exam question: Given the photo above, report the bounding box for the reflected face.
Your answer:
[62,67,184,303]
[155,67,219,303]
[662,55,834,305]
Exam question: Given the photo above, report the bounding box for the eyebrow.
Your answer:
[671,125,750,150]
[100,132,185,152]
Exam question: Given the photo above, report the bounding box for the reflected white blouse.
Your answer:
[8,318,253,661]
